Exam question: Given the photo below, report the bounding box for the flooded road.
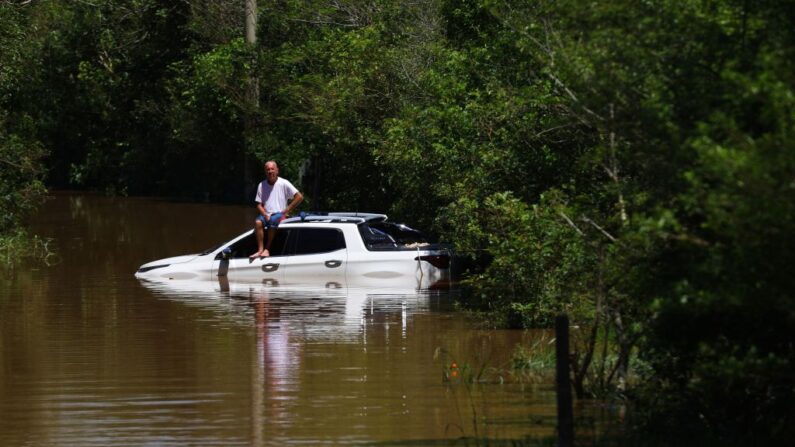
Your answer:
[0,193,559,446]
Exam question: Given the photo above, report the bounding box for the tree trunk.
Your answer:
[243,0,258,202]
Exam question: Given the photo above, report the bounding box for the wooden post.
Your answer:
[556,314,574,447]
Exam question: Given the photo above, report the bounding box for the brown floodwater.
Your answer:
[0,193,569,446]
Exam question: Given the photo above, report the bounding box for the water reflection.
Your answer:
[176,279,515,445]
[137,276,448,342]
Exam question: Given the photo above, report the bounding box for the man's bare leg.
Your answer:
[250,219,265,259]
[262,228,276,257]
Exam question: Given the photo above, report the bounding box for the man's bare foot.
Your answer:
[261,249,270,257]
[249,250,263,259]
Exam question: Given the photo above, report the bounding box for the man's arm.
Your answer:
[256,202,267,218]
[283,192,303,216]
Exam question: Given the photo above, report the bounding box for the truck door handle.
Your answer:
[325,260,342,268]
[262,263,280,272]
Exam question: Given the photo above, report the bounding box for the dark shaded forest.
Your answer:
[2,0,794,443]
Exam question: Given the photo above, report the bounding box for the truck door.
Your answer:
[216,229,293,285]
[282,227,347,286]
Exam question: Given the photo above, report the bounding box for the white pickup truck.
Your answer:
[135,213,452,289]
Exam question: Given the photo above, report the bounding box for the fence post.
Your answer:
[556,313,574,447]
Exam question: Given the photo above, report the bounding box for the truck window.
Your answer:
[227,229,292,258]
[293,228,345,255]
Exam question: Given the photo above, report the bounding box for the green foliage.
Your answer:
[402,0,794,440]
[0,228,54,272]
[510,333,556,384]
[633,22,795,438]
[0,115,46,233]
[443,191,592,327]
[0,2,49,268]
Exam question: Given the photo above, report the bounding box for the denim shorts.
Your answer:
[256,212,285,229]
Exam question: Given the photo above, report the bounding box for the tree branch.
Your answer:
[580,215,618,243]
[559,211,585,236]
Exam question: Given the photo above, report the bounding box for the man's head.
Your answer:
[264,161,279,184]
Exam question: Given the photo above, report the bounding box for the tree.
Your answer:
[0,2,47,265]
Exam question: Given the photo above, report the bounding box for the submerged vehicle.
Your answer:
[135,213,452,289]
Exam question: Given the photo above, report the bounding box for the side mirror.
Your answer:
[215,247,232,261]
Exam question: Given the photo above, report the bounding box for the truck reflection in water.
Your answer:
[136,274,456,443]
[137,274,452,341]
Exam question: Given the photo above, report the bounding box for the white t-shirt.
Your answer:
[255,178,299,213]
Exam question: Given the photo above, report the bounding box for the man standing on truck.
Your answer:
[250,160,303,259]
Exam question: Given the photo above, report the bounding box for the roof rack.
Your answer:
[282,212,387,224]
[328,212,387,222]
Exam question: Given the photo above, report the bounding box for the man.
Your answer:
[250,160,303,258]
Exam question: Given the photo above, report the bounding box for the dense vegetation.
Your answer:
[2,0,793,443]
[0,3,48,264]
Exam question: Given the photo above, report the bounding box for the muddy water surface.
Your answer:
[0,193,560,446]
